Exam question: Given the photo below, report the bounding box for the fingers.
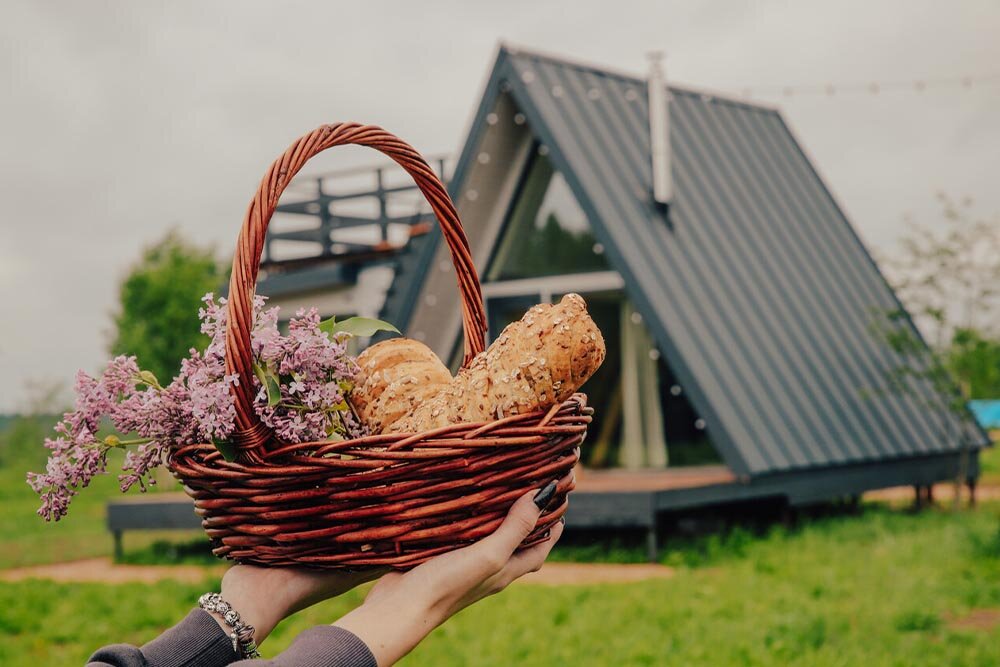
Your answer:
[478,491,542,564]
[479,477,559,563]
[498,518,565,588]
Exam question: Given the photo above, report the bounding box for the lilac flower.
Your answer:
[119,442,167,493]
[249,305,362,443]
[30,291,369,521]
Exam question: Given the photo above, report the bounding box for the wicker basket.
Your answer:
[169,123,592,569]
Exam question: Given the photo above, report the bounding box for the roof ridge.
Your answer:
[498,42,779,113]
[500,42,644,84]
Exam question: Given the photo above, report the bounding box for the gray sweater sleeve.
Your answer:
[87,608,377,667]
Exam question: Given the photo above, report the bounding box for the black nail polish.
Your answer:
[533,479,558,509]
[559,516,566,525]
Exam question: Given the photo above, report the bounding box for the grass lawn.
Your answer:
[0,417,200,569]
[2,505,999,665]
[2,417,999,664]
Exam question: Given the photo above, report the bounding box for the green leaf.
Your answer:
[318,315,337,336]
[252,362,282,408]
[214,439,238,462]
[137,370,162,389]
[323,316,400,338]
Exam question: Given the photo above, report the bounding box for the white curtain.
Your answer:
[618,302,668,469]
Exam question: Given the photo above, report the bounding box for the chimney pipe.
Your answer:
[647,51,672,207]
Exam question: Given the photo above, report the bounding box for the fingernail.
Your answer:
[533,479,558,509]
[559,517,566,526]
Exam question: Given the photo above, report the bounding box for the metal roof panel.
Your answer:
[499,47,988,475]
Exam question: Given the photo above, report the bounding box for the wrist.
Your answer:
[212,566,309,645]
[211,581,288,645]
[198,592,264,659]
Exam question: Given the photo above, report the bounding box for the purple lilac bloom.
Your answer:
[27,356,139,521]
[30,292,366,521]
[251,306,363,443]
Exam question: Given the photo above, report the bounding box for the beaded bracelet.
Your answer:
[198,592,262,659]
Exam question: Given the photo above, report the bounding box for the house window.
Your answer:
[486,151,610,281]
[473,152,720,470]
[480,289,719,469]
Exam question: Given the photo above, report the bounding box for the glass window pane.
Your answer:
[656,358,721,466]
[487,152,610,281]
[553,291,722,469]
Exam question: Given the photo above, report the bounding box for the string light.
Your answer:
[739,72,1000,99]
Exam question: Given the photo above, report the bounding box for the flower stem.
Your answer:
[100,435,155,449]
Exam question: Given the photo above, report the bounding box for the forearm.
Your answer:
[332,487,564,666]
[87,609,237,667]
[88,607,376,667]
[229,626,376,667]
[333,598,442,667]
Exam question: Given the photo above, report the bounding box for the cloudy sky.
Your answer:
[2,0,998,411]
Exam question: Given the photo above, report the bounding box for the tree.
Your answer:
[870,195,1000,505]
[945,327,1000,401]
[886,194,1000,346]
[110,230,223,383]
[881,194,1000,399]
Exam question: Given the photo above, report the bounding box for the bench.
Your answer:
[107,467,737,563]
[106,492,202,559]
[107,492,660,562]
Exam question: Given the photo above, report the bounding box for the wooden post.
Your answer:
[780,504,796,528]
[968,478,977,508]
[113,530,123,562]
[646,525,659,563]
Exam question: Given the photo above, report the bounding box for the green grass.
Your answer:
[0,416,200,569]
[3,417,999,664]
[2,504,999,665]
[980,440,1000,480]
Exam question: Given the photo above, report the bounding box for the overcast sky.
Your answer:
[2,0,998,412]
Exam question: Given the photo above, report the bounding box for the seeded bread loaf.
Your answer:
[350,339,452,433]
[349,293,605,435]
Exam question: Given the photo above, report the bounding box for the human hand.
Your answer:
[207,564,384,644]
[333,473,571,666]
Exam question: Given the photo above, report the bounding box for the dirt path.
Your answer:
[0,557,674,587]
[0,558,226,584]
[7,480,995,587]
[865,480,1000,503]
[948,608,1000,632]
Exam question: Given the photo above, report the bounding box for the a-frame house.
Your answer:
[262,46,988,555]
[386,46,987,528]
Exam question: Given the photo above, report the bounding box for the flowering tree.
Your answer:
[877,194,1000,398]
[870,194,1000,505]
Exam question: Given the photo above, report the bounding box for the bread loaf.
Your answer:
[351,339,451,433]
[349,293,605,434]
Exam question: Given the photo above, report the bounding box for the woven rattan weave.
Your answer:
[170,123,591,568]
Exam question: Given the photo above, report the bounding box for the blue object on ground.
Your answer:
[968,400,1000,429]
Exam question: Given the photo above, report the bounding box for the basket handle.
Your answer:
[225,123,487,452]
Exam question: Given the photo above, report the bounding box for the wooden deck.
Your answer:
[575,465,737,493]
[108,453,973,562]
[567,465,744,560]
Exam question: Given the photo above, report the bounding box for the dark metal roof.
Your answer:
[442,46,987,477]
